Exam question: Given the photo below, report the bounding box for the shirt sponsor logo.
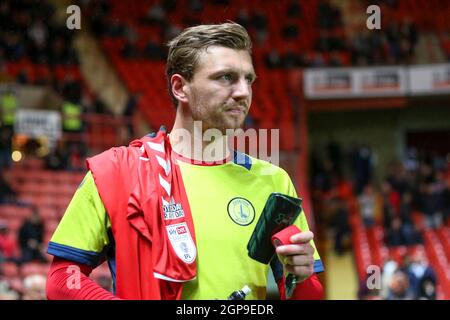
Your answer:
[163,202,185,220]
[227,197,255,226]
[166,223,196,263]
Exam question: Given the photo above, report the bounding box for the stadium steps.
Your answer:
[423,229,450,299]
[48,0,126,113]
[436,227,450,267]
[425,33,446,63]
[335,0,367,35]
[349,214,374,282]
[414,32,447,64]
[325,239,359,300]
[73,32,129,115]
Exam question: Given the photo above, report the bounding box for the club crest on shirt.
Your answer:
[227,197,255,226]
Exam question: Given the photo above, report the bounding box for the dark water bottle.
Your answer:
[227,285,251,300]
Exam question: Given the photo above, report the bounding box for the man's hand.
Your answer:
[275,231,315,283]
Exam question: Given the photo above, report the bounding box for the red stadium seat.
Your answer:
[0,205,32,219]
[6,217,25,234]
[1,262,20,278]
[20,263,50,277]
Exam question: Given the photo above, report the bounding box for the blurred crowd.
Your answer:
[83,0,421,69]
[312,143,449,249]
[310,141,449,299]
[0,0,79,85]
[0,0,448,301]
[359,247,437,300]
[0,207,47,265]
[0,206,47,300]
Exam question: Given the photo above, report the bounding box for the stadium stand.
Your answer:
[1,0,450,300]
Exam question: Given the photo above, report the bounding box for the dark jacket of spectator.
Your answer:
[18,209,46,263]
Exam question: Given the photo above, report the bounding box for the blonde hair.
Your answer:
[166,22,252,107]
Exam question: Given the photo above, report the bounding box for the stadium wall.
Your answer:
[307,104,450,183]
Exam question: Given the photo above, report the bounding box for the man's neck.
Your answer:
[169,109,230,163]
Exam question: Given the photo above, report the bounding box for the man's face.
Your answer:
[184,46,256,134]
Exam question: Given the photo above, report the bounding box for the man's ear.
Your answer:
[171,74,189,105]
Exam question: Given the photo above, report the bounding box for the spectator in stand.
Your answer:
[265,49,282,69]
[312,157,335,193]
[143,2,167,26]
[45,139,69,171]
[387,162,410,196]
[403,147,419,172]
[3,32,26,61]
[18,207,47,264]
[144,38,165,60]
[282,49,303,68]
[399,191,423,244]
[161,0,177,13]
[399,190,412,220]
[406,249,437,299]
[91,96,112,115]
[86,0,112,36]
[381,256,398,299]
[358,184,379,228]
[326,141,343,178]
[188,0,203,13]
[0,2,11,32]
[121,28,140,59]
[0,172,17,204]
[331,198,351,255]
[67,142,87,172]
[0,47,5,73]
[61,97,84,134]
[420,180,443,230]
[48,37,69,66]
[22,274,47,300]
[443,175,450,225]
[287,0,302,18]
[385,217,407,247]
[123,93,142,139]
[235,9,250,30]
[315,30,346,54]
[252,10,268,46]
[381,180,400,229]
[15,69,29,84]
[386,269,414,300]
[282,23,299,41]
[0,87,18,132]
[434,169,448,219]
[418,278,437,300]
[0,220,18,263]
[162,23,182,43]
[309,52,325,68]
[409,223,424,245]
[385,213,422,247]
[0,270,20,300]
[28,19,49,64]
[62,73,82,105]
[329,51,343,67]
[350,144,374,195]
[318,0,342,30]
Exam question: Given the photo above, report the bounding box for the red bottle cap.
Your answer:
[271,225,301,247]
